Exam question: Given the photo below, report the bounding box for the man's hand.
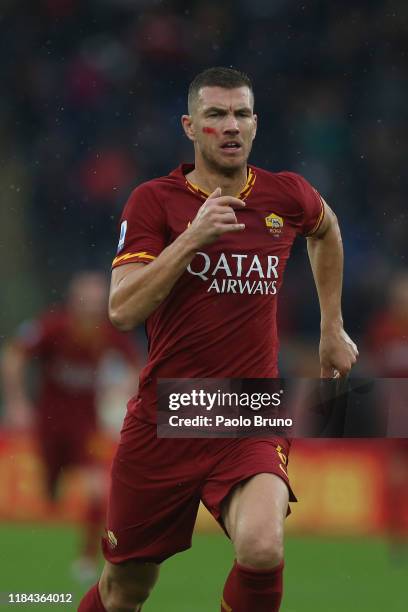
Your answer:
[320,328,358,378]
[187,187,246,247]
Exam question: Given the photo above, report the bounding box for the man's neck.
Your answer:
[186,162,248,197]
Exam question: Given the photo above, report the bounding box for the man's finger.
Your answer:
[217,211,238,224]
[220,223,246,233]
[336,364,351,377]
[208,187,222,199]
[320,366,334,378]
[211,196,246,208]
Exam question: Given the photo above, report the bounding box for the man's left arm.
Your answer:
[306,200,359,377]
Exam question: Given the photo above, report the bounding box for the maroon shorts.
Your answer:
[103,412,296,564]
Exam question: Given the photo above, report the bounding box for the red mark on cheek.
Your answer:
[202,127,217,135]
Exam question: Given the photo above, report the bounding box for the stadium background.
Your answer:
[0,1,407,610]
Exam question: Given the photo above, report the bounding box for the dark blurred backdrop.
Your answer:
[1,0,407,368]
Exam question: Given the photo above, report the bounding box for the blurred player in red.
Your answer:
[366,272,408,559]
[79,68,358,611]
[1,271,141,581]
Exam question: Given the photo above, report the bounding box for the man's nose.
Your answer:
[223,115,240,133]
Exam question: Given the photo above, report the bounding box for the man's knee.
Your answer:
[100,561,159,612]
[224,473,288,570]
[235,531,284,569]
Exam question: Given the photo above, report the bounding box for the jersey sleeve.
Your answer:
[281,172,325,236]
[112,182,167,268]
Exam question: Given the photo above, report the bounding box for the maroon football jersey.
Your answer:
[16,308,141,427]
[112,164,324,423]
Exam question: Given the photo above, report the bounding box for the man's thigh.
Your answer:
[221,472,289,543]
[222,472,289,568]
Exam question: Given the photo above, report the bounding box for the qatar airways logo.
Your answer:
[187,252,279,295]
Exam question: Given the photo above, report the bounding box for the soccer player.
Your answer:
[79,68,358,611]
[1,271,141,581]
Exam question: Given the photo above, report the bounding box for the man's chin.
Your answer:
[206,154,247,176]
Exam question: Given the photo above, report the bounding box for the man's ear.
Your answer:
[181,115,195,142]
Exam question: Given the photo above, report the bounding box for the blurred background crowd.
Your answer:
[0,1,407,608]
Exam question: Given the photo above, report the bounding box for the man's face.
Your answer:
[183,86,257,174]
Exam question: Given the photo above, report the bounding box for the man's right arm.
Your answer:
[109,188,246,331]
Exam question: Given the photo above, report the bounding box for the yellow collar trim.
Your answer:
[186,167,256,201]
